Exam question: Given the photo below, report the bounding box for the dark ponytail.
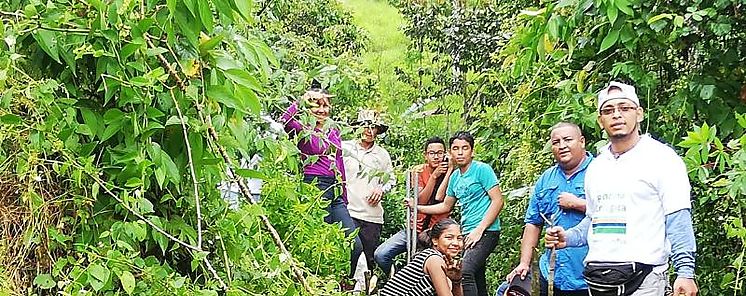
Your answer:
[417,218,459,250]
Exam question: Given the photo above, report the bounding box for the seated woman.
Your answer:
[280,87,363,281]
[380,218,464,296]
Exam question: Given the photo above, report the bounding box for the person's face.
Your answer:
[597,95,643,139]
[450,139,473,167]
[432,224,463,259]
[309,97,331,123]
[550,126,586,170]
[361,125,378,144]
[424,143,446,168]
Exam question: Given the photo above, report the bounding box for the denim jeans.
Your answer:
[374,229,408,275]
[463,231,500,296]
[304,175,363,277]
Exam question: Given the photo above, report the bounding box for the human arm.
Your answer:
[545,216,590,249]
[434,166,454,202]
[369,149,396,206]
[464,185,503,249]
[424,256,462,296]
[417,195,456,215]
[558,192,586,212]
[280,101,304,136]
[667,209,698,295]
[508,223,542,280]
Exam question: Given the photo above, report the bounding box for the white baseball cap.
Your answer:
[597,81,640,110]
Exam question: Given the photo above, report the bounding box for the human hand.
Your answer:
[432,162,448,178]
[507,262,531,281]
[544,226,567,249]
[464,229,483,250]
[673,277,698,296]
[558,192,581,210]
[443,256,463,283]
[368,187,383,206]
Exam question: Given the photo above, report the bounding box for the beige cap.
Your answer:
[597,81,640,110]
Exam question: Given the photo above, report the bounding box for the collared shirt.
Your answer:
[524,152,593,291]
[342,140,395,224]
[282,102,347,201]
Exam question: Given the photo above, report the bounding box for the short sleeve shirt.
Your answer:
[524,152,593,291]
[446,160,500,233]
[584,135,692,266]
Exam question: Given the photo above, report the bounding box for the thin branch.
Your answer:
[169,89,203,248]
[149,34,311,293]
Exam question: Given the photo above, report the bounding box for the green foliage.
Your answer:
[0,0,372,294]
[393,0,745,294]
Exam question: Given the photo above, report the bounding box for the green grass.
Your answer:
[340,0,411,115]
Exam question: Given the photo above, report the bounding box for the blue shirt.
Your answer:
[447,160,500,233]
[524,152,593,291]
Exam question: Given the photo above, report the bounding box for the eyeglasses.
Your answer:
[599,105,637,116]
[427,151,445,157]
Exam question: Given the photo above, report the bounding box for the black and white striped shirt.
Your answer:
[380,248,443,296]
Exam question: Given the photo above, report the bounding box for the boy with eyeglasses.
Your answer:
[545,81,698,296]
[374,137,454,276]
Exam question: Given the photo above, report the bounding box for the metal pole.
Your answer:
[411,171,419,258]
[405,169,412,263]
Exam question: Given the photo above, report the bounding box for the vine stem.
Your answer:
[169,89,203,248]
[57,143,229,290]
[146,35,312,293]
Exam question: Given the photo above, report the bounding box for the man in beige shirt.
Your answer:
[343,109,395,279]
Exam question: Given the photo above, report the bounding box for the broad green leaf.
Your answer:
[233,0,253,21]
[0,114,22,125]
[599,29,620,53]
[615,0,633,15]
[197,0,214,33]
[160,150,181,184]
[119,270,136,294]
[235,85,261,116]
[32,30,61,63]
[88,263,110,291]
[137,197,154,214]
[207,85,245,112]
[33,274,55,289]
[606,4,618,24]
[224,69,261,91]
[125,178,144,187]
[235,169,266,179]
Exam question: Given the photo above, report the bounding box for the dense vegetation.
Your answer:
[0,0,743,295]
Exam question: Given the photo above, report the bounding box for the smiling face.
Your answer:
[309,97,331,124]
[550,125,586,171]
[450,139,474,167]
[432,224,463,259]
[361,125,378,144]
[424,143,446,169]
[597,96,643,140]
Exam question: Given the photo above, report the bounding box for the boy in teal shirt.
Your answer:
[417,131,504,296]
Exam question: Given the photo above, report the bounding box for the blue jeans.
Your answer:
[304,175,363,277]
[374,229,408,275]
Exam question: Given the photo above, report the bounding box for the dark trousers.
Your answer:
[462,231,500,296]
[353,218,382,272]
[304,175,364,278]
[539,273,589,296]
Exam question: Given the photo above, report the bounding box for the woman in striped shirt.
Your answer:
[380,218,464,296]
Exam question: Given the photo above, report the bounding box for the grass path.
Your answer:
[339,0,411,115]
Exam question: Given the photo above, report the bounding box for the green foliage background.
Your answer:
[0,0,744,295]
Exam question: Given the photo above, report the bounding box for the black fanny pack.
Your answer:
[583,262,653,296]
